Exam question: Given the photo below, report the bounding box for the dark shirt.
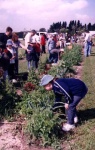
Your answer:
[0,51,12,70]
[52,78,88,104]
[0,33,12,50]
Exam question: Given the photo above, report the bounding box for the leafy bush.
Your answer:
[27,108,62,147]
[62,45,82,68]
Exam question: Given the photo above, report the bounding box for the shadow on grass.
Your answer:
[16,72,28,81]
[78,108,95,123]
[13,72,28,88]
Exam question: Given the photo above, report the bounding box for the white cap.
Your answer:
[40,75,54,86]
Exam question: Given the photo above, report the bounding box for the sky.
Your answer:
[0,0,95,32]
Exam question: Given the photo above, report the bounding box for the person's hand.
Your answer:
[27,50,31,54]
[65,103,69,110]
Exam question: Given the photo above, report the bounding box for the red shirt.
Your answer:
[40,35,46,46]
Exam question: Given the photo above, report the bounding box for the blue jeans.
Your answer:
[27,60,38,70]
[3,70,8,80]
[49,52,58,63]
[84,42,91,57]
[67,90,87,125]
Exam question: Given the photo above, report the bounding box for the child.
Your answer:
[40,75,88,131]
[0,46,12,81]
[6,39,16,82]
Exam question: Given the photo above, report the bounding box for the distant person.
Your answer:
[0,45,12,80]
[25,30,40,71]
[12,33,26,74]
[0,27,13,51]
[40,33,46,53]
[48,35,59,63]
[84,30,92,57]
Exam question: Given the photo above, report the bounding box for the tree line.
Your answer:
[47,20,95,34]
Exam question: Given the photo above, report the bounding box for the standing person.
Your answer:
[40,75,88,131]
[0,27,13,51]
[6,39,16,82]
[25,31,32,49]
[47,35,57,63]
[0,47,12,80]
[40,33,46,53]
[25,30,40,71]
[12,33,26,74]
[84,30,91,57]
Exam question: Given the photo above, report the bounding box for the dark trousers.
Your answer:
[41,45,46,53]
[67,96,81,124]
[49,53,58,63]
[8,64,15,79]
[15,59,19,74]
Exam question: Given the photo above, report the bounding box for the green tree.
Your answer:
[39,28,46,32]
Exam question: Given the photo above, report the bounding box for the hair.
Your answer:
[12,33,18,42]
[6,26,13,32]
[31,29,36,34]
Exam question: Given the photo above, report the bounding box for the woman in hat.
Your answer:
[40,75,88,131]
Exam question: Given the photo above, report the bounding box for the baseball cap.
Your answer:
[40,75,54,86]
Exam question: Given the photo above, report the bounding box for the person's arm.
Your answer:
[54,81,72,104]
[19,42,27,50]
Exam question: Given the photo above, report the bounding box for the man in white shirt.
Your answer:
[31,30,40,44]
[24,30,40,48]
[84,30,92,57]
[25,32,32,48]
[24,30,40,70]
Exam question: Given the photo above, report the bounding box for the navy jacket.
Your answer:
[52,78,88,104]
[0,33,12,50]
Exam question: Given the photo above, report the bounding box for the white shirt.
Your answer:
[31,34,40,43]
[85,33,91,42]
[24,32,32,48]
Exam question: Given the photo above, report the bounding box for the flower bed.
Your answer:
[0,45,82,149]
[18,45,82,148]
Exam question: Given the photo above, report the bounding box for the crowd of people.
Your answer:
[0,27,72,82]
[0,26,93,132]
[0,27,26,83]
[0,26,93,83]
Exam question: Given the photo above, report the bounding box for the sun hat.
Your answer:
[6,39,12,46]
[40,75,54,86]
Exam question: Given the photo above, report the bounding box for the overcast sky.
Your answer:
[0,0,95,32]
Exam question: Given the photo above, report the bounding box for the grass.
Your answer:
[18,48,48,73]
[66,47,95,150]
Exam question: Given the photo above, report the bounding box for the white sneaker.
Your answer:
[12,79,17,83]
[62,123,75,131]
[74,116,78,124]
